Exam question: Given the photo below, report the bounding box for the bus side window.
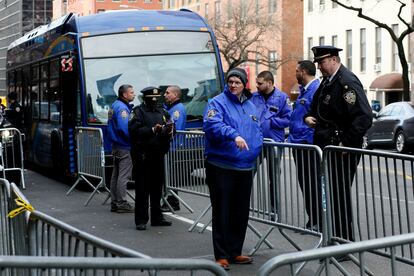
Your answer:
[50,59,61,122]
[40,62,48,120]
[31,65,40,118]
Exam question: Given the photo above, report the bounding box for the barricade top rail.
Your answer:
[0,256,227,275]
[176,130,205,135]
[28,210,150,259]
[0,178,10,198]
[264,140,323,154]
[257,232,414,276]
[324,145,414,161]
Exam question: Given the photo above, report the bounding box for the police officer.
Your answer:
[251,70,291,221]
[162,85,186,211]
[304,46,372,243]
[204,68,263,270]
[6,92,22,129]
[288,60,321,230]
[107,84,135,213]
[128,86,175,231]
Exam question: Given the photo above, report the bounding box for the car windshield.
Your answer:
[82,32,221,124]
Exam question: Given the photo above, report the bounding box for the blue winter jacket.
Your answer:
[288,78,320,144]
[251,87,292,142]
[107,98,133,150]
[203,87,263,170]
[165,101,186,131]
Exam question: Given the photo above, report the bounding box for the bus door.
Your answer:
[60,53,78,176]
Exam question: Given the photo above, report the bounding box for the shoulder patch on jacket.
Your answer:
[121,110,128,119]
[343,90,356,105]
[173,110,180,120]
[207,109,216,118]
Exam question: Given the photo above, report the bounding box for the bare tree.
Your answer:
[207,1,297,72]
[331,0,413,101]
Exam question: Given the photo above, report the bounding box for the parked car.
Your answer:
[363,101,414,153]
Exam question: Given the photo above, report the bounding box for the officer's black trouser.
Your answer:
[292,148,321,227]
[327,151,360,241]
[133,153,165,225]
[205,161,253,260]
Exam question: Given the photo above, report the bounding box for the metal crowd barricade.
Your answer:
[257,232,414,276]
[3,179,227,276]
[0,256,228,276]
[66,127,110,206]
[0,128,26,189]
[0,178,11,255]
[164,130,207,226]
[323,146,414,263]
[248,141,324,256]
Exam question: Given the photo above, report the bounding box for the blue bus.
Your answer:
[6,10,224,177]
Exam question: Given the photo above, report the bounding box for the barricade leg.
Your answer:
[66,175,97,196]
[248,223,274,256]
[188,204,211,232]
[84,179,110,207]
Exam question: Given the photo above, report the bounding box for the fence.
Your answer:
[257,232,414,276]
[323,146,414,263]
[165,131,414,267]
[66,127,110,206]
[1,178,227,276]
[0,256,227,276]
[0,128,25,189]
[165,132,325,255]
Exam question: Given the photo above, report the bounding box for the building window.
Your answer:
[307,37,313,60]
[268,0,276,13]
[112,0,120,2]
[319,36,325,45]
[308,0,313,12]
[392,24,399,71]
[97,9,105,12]
[319,0,325,11]
[256,52,262,75]
[144,0,152,3]
[360,28,366,72]
[215,1,221,21]
[375,27,382,65]
[226,0,231,21]
[204,3,209,18]
[346,30,352,70]
[269,51,277,74]
[332,35,337,47]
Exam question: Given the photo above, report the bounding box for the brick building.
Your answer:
[53,0,162,19]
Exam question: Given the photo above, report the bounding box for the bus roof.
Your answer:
[75,10,210,35]
[8,10,210,50]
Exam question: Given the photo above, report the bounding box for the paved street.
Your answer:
[19,166,414,275]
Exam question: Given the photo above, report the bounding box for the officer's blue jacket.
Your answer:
[203,86,263,170]
[107,98,133,150]
[288,78,320,144]
[251,88,292,142]
[165,101,186,131]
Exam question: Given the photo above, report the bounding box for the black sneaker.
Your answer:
[136,223,147,231]
[116,201,134,213]
[151,219,172,226]
[110,202,118,212]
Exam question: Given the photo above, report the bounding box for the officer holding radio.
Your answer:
[129,86,175,231]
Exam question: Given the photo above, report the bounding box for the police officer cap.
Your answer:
[226,68,248,86]
[141,86,161,98]
[7,92,17,100]
[311,46,343,62]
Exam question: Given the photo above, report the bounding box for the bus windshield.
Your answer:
[82,31,221,124]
